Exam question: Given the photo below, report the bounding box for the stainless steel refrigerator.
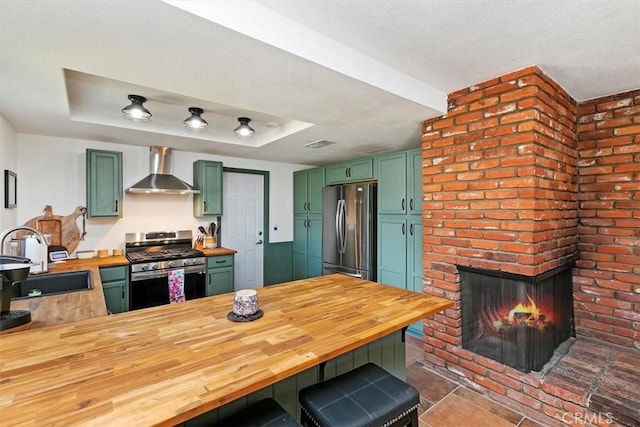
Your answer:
[322,182,377,280]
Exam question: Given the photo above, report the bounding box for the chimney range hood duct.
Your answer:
[126,146,199,194]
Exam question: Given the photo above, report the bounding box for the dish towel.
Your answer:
[168,269,186,304]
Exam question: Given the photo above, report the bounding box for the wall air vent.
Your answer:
[304,139,336,149]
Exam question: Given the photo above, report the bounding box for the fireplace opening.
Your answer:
[460,265,575,373]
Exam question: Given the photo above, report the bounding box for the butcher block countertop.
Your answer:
[5,249,235,332]
[196,246,237,256]
[0,274,452,426]
[5,256,129,332]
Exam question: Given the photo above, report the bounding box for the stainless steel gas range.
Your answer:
[125,230,206,310]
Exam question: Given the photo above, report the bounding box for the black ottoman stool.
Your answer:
[299,363,419,427]
[214,397,301,426]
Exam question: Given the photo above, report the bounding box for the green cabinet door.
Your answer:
[325,163,350,184]
[347,158,374,181]
[407,216,424,293]
[377,215,407,289]
[307,168,325,215]
[408,149,423,215]
[193,160,223,216]
[206,255,235,295]
[294,168,325,215]
[306,215,323,278]
[325,158,373,184]
[407,216,424,337]
[86,149,123,218]
[293,215,309,279]
[207,268,234,295]
[102,282,127,314]
[99,266,129,313]
[293,171,308,215]
[377,152,407,215]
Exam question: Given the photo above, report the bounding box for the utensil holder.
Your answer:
[204,236,217,249]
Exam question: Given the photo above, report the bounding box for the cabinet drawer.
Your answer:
[99,266,127,282]
[207,255,234,268]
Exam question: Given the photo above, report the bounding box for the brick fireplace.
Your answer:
[419,66,639,425]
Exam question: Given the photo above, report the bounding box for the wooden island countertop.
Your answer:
[0,274,452,426]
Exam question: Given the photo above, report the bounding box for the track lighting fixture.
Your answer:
[121,94,151,122]
[183,107,208,131]
[234,117,255,138]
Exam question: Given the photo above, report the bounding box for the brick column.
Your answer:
[418,67,579,410]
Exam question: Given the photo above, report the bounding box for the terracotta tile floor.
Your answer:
[405,334,543,427]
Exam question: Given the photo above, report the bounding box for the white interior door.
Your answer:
[222,172,264,290]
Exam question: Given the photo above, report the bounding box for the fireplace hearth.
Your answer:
[460,265,575,373]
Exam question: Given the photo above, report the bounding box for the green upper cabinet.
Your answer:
[325,158,373,184]
[86,149,123,218]
[377,152,407,215]
[408,149,423,215]
[377,149,422,215]
[293,168,325,215]
[193,160,223,217]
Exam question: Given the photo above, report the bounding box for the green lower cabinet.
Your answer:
[407,217,424,337]
[377,215,407,289]
[293,214,322,280]
[378,215,424,338]
[99,266,129,314]
[206,255,234,295]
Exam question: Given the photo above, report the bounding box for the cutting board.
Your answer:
[22,205,87,254]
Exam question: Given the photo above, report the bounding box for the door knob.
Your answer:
[256,239,263,245]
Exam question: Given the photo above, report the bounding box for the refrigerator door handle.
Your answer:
[324,265,363,279]
[339,199,347,254]
[335,199,342,254]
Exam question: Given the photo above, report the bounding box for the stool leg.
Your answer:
[409,407,418,427]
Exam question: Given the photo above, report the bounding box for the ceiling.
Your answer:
[1,1,639,166]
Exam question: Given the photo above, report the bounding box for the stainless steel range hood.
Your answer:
[126,146,199,194]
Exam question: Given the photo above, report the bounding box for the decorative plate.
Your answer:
[227,309,264,322]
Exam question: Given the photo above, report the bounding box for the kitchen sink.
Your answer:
[12,270,92,299]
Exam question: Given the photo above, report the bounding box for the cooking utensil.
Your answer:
[198,226,207,235]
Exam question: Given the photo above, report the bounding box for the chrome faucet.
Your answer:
[0,226,49,255]
[0,226,50,273]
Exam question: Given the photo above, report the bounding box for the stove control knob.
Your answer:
[183,259,192,266]
[141,265,149,271]
[167,261,175,268]
[151,263,158,270]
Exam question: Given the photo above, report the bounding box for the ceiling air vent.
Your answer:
[304,139,336,149]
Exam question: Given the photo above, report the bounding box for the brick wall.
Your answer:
[418,66,639,425]
[574,90,640,347]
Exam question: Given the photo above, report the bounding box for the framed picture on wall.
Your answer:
[4,169,16,209]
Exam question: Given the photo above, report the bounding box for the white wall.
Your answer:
[15,133,311,254]
[0,114,18,232]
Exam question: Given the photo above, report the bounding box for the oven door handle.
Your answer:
[130,266,206,281]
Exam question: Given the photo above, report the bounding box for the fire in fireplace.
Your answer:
[492,294,552,332]
[460,265,575,373]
